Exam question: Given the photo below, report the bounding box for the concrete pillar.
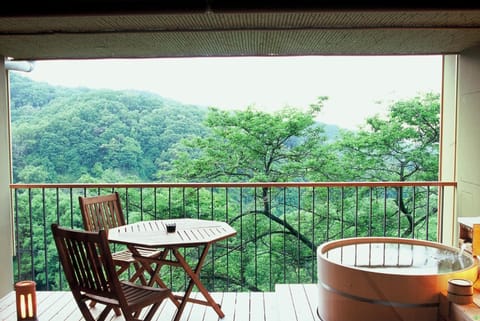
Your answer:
[0,57,14,296]
[440,55,458,246]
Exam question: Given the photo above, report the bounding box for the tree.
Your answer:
[165,101,330,183]
[332,92,440,238]
[162,101,334,289]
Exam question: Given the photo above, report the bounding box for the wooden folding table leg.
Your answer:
[172,245,224,321]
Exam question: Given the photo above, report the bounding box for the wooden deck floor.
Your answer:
[0,284,320,321]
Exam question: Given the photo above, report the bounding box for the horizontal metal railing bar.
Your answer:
[10,181,456,189]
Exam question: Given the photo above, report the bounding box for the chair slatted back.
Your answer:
[51,224,122,302]
[79,192,126,231]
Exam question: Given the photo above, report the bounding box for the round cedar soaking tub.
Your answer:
[317,237,478,321]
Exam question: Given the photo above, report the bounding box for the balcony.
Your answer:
[0,181,455,320]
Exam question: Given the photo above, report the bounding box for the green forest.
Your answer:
[10,72,441,292]
[10,73,440,185]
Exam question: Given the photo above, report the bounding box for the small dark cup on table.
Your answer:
[166,223,176,233]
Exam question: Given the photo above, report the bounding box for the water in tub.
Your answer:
[325,242,473,275]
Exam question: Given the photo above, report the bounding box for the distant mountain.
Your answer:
[322,123,343,140]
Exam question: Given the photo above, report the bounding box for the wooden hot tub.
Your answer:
[317,237,478,321]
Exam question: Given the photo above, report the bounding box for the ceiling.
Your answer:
[1,3,480,60]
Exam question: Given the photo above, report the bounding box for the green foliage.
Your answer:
[10,73,441,292]
[333,93,440,182]
[162,104,333,182]
[10,73,207,183]
[330,93,440,238]
[157,93,441,289]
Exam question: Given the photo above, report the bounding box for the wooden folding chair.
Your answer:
[51,223,170,321]
[79,192,162,281]
[79,192,163,314]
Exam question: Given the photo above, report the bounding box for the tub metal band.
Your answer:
[320,282,439,308]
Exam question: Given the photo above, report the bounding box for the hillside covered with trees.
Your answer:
[10,73,208,183]
[10,73,439,185]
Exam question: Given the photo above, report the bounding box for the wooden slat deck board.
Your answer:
[0,291,15,320]
[0,284,319,321]
[263,292,279,321]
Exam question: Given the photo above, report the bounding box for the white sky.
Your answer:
[22,55,442,129]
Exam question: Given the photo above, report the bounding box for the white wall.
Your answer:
[0,57,14,296]
[455,46,480,233]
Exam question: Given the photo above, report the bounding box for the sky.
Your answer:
[21,55,442,129]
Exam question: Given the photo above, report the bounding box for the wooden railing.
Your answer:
[10,181,455,292]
